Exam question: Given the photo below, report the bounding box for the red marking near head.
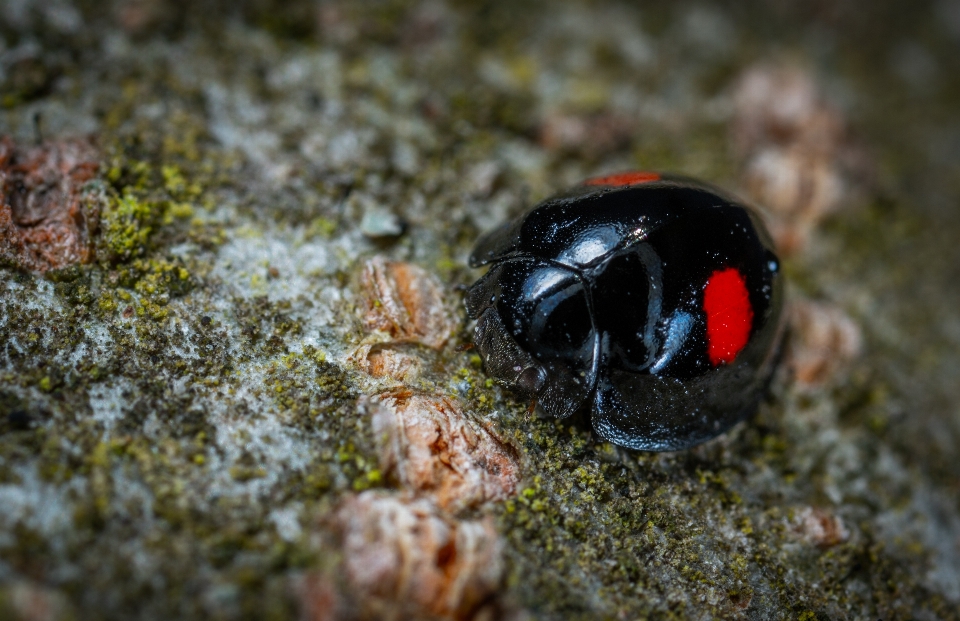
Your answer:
[703,268,754,366]
[583,171,661,187]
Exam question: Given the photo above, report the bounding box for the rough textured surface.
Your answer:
[731,63,867,256]
[369,388,521,513]
[0,137,101,272]
[2,1,960,619]
[304,491,507,621]
[359,256,457,351]
[785,299,862,389]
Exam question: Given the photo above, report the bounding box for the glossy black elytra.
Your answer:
[465,172,784,451]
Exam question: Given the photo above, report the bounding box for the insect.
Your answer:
[465,172,783,451]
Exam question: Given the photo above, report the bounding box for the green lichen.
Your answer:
[99,190,159,261]
[98,159,201,264]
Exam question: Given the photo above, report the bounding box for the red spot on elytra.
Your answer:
[703,268,753,366]
[583,171,661,187]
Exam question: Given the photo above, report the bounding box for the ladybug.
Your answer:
[465,172,783,451]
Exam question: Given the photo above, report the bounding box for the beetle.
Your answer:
[465,172,783,451]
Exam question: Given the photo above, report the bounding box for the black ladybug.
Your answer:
[465,172,783,451]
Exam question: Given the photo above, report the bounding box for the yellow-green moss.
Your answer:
[99,191,159,261]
